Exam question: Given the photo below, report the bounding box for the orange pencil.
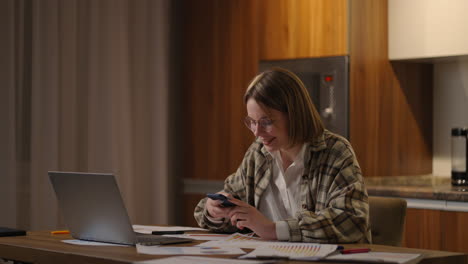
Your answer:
[51,230,70,235]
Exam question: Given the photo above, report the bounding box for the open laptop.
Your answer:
[49,171,193,246]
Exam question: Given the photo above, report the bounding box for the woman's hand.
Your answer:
[227,197,277,240]
[205,192,234,219]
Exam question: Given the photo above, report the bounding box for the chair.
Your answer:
[368,196,407,246]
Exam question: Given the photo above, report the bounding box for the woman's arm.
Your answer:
[283,144,371,243]
[193,143,256,232]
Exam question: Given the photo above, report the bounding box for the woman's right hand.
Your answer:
[206,192,234,219]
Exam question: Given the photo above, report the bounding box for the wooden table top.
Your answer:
[0,231,467,264]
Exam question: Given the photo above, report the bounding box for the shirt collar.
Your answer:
[270,143,307,169]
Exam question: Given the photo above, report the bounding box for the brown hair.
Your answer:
[244,67,324,146]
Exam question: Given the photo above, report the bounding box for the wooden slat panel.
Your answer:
[182,0,258,181]
[182,193,206,227]
[441,210,468,253]
[349,0,433,176]
[258,0,348,60]
[403,208,442,250]
[403,208,468,253]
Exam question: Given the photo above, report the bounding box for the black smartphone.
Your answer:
[152,230,185,235]
[206,193,236,207]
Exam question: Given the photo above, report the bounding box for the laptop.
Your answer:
[49,171,193,246]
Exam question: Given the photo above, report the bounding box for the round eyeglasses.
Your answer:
[244,117,275,133]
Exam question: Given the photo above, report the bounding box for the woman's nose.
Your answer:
[253,124,264,137]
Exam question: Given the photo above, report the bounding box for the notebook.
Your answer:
[49,171,193,246]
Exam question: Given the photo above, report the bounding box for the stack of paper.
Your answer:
[326,251,422,264]
[134,256,273,264]
[136,245,245,255]
[240,242,338,261]
[197,233,275,249]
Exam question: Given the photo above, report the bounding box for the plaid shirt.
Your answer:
[194,130,371,243]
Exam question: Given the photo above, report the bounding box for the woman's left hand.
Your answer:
[227,198,277,240]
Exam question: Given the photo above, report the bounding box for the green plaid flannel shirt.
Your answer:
[194,130,372,243]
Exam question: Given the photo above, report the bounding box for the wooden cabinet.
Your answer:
[258,0,348,60]
[404,208,468,253]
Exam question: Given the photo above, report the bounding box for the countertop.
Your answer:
[365,175,468,202]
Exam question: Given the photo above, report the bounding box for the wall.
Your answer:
[389,0,468,60]
[433,59,468,176]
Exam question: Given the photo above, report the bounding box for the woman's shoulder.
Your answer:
[242,140,270,160]
[312,130,356,158]
[323,130,352,148]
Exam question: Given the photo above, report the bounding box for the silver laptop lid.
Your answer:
[49,171,137,245]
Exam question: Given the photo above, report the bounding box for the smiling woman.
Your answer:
[194,68,372,243]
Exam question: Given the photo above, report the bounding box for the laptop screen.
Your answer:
[49,171,137,245]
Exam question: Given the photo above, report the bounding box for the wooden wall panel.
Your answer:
[258,0,348,60]
[181,1,258,224]
[349,0,433,176]
[182,0,258,181]
[182,194,206,227]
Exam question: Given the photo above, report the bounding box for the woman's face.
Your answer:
[246,99,289,152]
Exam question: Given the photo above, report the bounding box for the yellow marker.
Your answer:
[51,230,70,235]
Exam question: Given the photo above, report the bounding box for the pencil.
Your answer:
[51,230,70,235]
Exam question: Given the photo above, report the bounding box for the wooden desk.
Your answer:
[0,231,467,264]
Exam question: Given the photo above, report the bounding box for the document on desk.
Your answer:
[133,256,274,264]
[326,251,422,264]
[239,242,339,261]
[198,233,280,249]
[161,233,229,241]
[136,244,245,255]
[132,225,207,234]
[198,233,267,248]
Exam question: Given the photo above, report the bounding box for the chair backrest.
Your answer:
[369,196,407,246]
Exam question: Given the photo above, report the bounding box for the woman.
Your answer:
[194,68,371,243]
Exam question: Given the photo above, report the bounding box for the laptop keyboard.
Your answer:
[136,233,193,246]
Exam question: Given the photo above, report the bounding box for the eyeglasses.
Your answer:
[244,117,275,133]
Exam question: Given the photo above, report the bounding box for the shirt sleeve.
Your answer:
[285,144,371,243]
[193,145,252,232]
[275,221,290,241]
[193,177,239,233]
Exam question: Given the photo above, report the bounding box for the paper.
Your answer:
[162,233,229,241]
[133,256,274,264]
[136,244,245,255]
[198,233,275,249]
[62,239,129,247]
[133,225,207,234]
[326,252,421,264]
[240,242,338,260]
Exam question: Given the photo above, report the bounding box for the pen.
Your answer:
[341,248,371,254]
[50,230,70,235]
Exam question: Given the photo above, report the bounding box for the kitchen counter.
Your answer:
[365,175,468,211]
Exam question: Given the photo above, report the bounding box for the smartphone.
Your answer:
[206,193,236,207]
[152,230,185,235]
